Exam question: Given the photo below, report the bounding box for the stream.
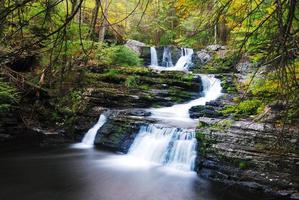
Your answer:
[0,47,261,200]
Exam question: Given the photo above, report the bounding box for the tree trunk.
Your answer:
[98,0,109,42]
[89,0,100,40]
[0,0,6,37]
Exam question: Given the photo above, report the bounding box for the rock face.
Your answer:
[0,109,72,150]
[189,105,223,119]
[125,39,148,55]
[196,50,211,64]
[206,44,226,51]
[140,46,151,66]
[196,117,299,197]
[94,110,152,153]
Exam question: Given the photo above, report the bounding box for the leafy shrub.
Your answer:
[96,45,142,66]
[111,46,142,66]
[104,69,120,77]
[194,52,238,74]
[0,79,19,112]
[221,99,264,118]
[125,76,140,88]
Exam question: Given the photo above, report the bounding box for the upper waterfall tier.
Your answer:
[149,46,194,71]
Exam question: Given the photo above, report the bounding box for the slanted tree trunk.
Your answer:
[0,0,6,38]
[89,0,100,40]
[98,0,109,42]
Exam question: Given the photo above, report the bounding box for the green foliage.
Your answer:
[125,76,140,88]
[0,79,19,112]
[216,119,233,129]
[249,77,278,98]
[221,99,265,118]
[55,90,85,116]
[104,69,121,77]
[194,52,237,74]
[238,160,248,169]
[95,45,142,66]
[196,131,216,156]
[111,46,142,66]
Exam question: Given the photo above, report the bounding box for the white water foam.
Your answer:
[72,114,107,148]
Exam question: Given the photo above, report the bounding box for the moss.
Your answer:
[221,99,265,118]
[193,51,238,74]
[125,76,140,88]
[217,154,251,170]
[238,160,249,169]
[211,119,233,130]
[196,131,216,156]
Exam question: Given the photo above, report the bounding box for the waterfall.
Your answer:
[150,47,158,66]
[162,47,173,67]
[149,74,222,126]
[81,114,107,146]
[149,47,194,71]
[127,75,222,171]
[128,124,197,171]
[174,48,194,70]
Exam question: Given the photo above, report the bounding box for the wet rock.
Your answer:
[126,109,151,117]
[94,113,148,153]
[206,44,226,51]
[189,105,223,119]
[196,116,299,197]
[206,100,222,107]
[236,61,251,74]
[198,117,222,125]
[196,50,211,64]
[291,193,299,199]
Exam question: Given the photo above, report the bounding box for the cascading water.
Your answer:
[128,74,222,171]
[128,124,197,171]
[162,47,173,67]
[150,47,158,66]
[81,114,107,146]
[149,75,222,127]
[149,47,194,71]
[173,48,194,71]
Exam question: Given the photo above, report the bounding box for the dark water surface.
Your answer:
[0,146,265,200]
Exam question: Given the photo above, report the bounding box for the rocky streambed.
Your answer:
[1,43,298,199]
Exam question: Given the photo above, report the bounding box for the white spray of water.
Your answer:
[150,47,158,66]
[162,47,174,67]
[149,74,222,127]
[149,47,193,71]
[72,114,107,148]
[128,74,222,171]
[128,124,197,171]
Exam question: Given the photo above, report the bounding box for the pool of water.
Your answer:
[0,146,267,200]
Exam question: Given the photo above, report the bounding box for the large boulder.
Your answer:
[195,50,211,64]
[125,39,148,55]
[206,44,226,51]
[94,110,151,153]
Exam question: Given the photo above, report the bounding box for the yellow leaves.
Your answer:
[265,4,276,14]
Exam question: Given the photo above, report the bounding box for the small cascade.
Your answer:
[148,46,194,71]
[174,48,194,70]
[81,114,107,146]
[166,131,197,170]
[150,47,158,66]
[162,47,173,67]
[149,74,222,126]
[128,124,197,171]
